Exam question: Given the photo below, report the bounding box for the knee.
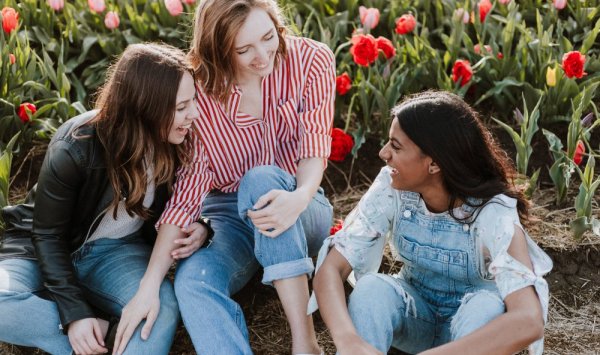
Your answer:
[349,274,400,316]
[238,165,292,201]
[451,290,505,340]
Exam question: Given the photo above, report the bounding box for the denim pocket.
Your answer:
[397,237,468,280]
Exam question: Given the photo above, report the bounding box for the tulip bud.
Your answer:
[513,108,524,124]
[546,67,557,87]
[581,112,594,128]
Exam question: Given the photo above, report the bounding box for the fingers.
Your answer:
[141,308,158,340]
[113,319,137,355]
[93,319,106,348]
[253,190,279,210]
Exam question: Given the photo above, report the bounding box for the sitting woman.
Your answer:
[313,91,552,355]
[0,43,208,355]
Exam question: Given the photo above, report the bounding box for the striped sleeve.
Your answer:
[297,44,336,161]
[156,123,214,228]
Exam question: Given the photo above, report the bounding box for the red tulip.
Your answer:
[395,14,416,35]
[452,59,473,87]
[17,103,36,123]
[330,219,343,235]
[573,141,585,165]
[1,7,19,34]
[330,128,354,162]
[359,6,380,30]
[376,36,396,60]
[182,0,196,3]
[9,53,15,64]
[336,73,352,96]
[478,0,492,23]
[561,51,587,79]
[350,34,378,67]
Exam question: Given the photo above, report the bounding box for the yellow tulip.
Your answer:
[546,66,557,87]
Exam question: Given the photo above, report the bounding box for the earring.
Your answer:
[429,168,435,174]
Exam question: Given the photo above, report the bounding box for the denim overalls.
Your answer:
[347,191,505,354]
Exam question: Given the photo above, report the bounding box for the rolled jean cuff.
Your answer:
[261,257,315,286]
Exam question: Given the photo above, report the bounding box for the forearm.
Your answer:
[139,223,185,291]
[313,249,357,345]
[294,157,325,205]
[421,305,543,355]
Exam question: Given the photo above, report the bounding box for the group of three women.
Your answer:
[0,0,551,354]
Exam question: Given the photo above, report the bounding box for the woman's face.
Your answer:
[379,119,433,191]
[233,8,279,83]
[168,72,197,145]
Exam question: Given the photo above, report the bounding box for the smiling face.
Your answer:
[233,8,280,83]
[379,118,434,192]
[168,72,198,145]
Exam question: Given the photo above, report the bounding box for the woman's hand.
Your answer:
[246,189,309,238]
[337,334,383,355]
[68,318,108,354]
[171,222,209,259]
[112,289,160,355]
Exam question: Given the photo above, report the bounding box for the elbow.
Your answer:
[519,311,545,344]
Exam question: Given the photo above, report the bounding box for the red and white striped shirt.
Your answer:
[158,36,336,227]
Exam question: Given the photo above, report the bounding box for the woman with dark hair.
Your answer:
[114,0,335,354]
[312,91,552,355]
[0,43,208,355]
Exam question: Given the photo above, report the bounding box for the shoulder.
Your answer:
[476,194,519,224]
[47,110,100,168]
[285,36,335,66]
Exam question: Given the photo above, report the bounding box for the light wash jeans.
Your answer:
[347,191,505,353]
[0,232,179,355]
[175,165,333,354]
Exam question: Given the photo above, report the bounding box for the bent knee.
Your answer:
[451,290,505,340]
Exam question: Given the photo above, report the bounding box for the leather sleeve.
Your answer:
[32,138,95,331]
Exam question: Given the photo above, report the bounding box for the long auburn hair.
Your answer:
[188,0,288,104]
[90,43,193,219]
[392,91,530,224]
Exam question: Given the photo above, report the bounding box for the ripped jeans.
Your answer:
[348,273,505,354]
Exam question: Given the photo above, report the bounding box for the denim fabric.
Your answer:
[348,191,503,353]
[0,232,179,355]
[175,165,332,354]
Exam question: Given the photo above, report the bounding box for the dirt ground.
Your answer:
[1,132,600,354]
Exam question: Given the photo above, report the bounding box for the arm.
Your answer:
[33,139,109,354]
[314,248,382,355]
[113,129,213,354]
[247,44,336,237]
[420,226,544,355]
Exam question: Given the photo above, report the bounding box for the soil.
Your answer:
[2,121,600,354]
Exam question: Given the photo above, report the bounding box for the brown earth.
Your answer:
[2,124,600,354]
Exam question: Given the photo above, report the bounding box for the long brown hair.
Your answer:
[91,43,193,219]
[392,91,530,224]
[188,0,288,104]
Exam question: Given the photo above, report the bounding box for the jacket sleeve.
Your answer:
[32,138,96,332]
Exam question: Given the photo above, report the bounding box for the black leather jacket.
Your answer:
[0,111,169,330]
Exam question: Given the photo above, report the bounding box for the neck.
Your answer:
[235,73,262,88]
[419,181,453,213]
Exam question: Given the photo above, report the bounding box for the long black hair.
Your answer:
[392,90,529,223]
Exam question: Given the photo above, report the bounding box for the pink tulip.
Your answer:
[553,0,567,9]
[454,8,470,24]
[104,11,119,30]
[359,6,380,30]
[165,0,183,16]
[88,0,106,13]
[47,0,64,11]
[499,0,511,4]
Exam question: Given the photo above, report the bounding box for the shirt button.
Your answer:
[403,210,411,218]
[463,224,470,232]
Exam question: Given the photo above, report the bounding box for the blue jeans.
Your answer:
[348,274,505,354]
[175,165,333,354]
[0,233,179,355]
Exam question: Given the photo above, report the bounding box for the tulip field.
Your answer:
[1,0,600,354]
